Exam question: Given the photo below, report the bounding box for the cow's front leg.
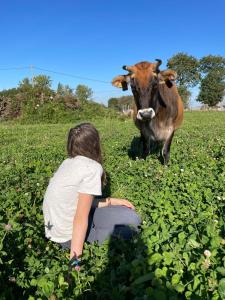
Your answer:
[162,131,174,164]
[140,133,149,159]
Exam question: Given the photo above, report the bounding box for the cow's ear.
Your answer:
[112,75,129,91]
[158,70,177,85]
[158,71,179,108]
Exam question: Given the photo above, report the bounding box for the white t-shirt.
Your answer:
[42,155,103,243]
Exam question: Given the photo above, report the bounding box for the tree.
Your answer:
[33,75,53,104]
[75,84,93,103]
[198,55,225,75]
[18,78,32,92]
[197,55,225,107]
[64,85,73,96]
[167,52,199,88]
[57,83,73,96]
[33,75,52,90]
[18,75,52,96]
[56,82,64,96]
[167,53,199,109]
[108,98,119,110]
[177,86,191,109]
[197,70,225,107]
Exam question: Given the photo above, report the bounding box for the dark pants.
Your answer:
[60,205,141,249]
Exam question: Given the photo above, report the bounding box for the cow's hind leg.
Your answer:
[162,131,174,164]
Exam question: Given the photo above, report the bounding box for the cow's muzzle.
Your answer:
[137,108,155,120]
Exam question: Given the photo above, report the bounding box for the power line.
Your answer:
[0,66,30,70]
[0,65,127,96]
[33,66,111,84]
[0,65,111,84]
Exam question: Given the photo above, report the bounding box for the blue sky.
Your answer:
[0,0,225,106]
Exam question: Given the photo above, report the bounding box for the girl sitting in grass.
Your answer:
[43,123,141,269]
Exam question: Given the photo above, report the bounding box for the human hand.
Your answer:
[69,255,81,272]
[110,198,135,210]
[69,251,81,271]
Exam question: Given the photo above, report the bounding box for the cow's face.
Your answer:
[112,59,177,121]
[112,60,161,121]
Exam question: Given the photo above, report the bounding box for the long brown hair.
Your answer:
[67,123,106,184]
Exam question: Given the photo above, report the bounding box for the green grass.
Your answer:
[1,111,225,299]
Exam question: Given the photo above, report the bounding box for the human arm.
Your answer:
[92,197,135,210]
[70,192,93,260]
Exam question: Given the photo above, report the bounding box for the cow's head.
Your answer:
[112,59,177,121]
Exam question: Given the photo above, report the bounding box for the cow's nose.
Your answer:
[139,111,146,118]
[141,111,151,119]
[137,108,155,120]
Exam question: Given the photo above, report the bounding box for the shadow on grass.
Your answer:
[78,233,183,300]
[128,136,164,164]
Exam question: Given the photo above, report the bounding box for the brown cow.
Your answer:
[112,59,183,164]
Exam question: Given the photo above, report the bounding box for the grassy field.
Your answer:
[1,112,225,299]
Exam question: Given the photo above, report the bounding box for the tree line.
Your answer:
[1,53,224,120]
[108,53,225,110]
[0,75,94,120]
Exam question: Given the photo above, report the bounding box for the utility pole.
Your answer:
[30,65,34,86]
